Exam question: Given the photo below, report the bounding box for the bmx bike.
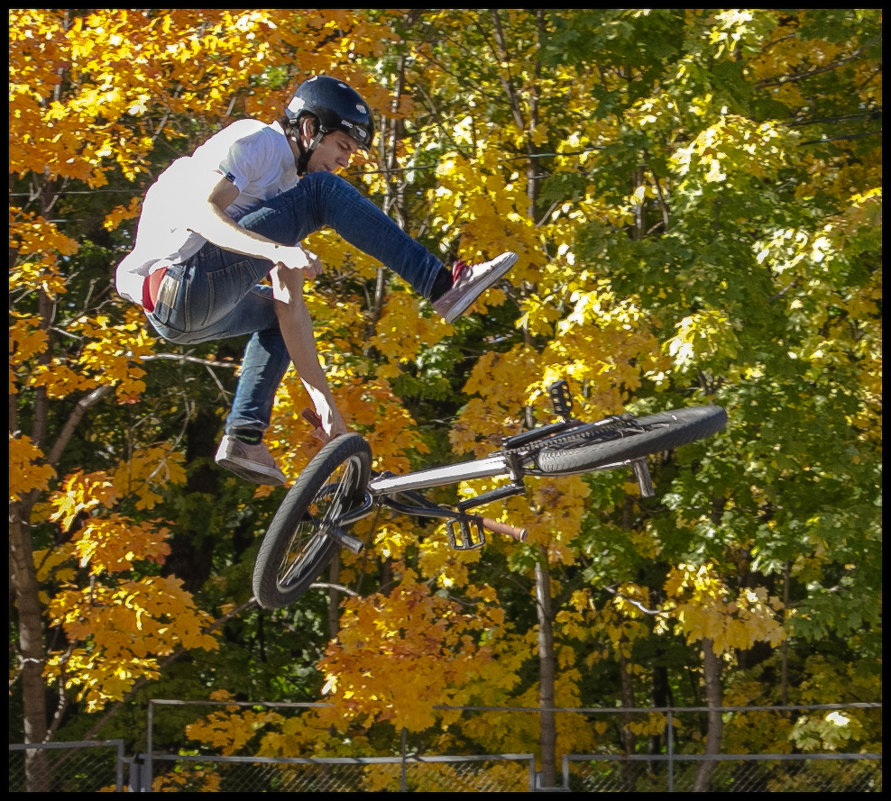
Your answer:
[252,380,727,610]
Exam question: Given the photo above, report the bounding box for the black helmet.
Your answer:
[285,75,374,150]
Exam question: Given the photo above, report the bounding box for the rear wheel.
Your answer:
[252,434,371,610]
[534,406,727,475]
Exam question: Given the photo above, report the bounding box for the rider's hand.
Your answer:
[320,406,348,442]
[302,407,347,444]
[269,244,323,279]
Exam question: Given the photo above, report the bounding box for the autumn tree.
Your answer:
[8,6,420,785]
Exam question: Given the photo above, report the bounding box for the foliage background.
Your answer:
[9,7,881,772]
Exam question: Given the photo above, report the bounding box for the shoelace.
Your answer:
[451,259,468,284]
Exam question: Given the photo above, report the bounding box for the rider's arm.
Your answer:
[186,173,320,276]
[271,265,348,441]
[194,173,341,435]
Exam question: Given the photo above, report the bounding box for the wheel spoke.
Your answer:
[274,457,364,590]
[251,434,373,608]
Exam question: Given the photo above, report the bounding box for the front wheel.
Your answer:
[252,434,371,610]
[534,405,727,475]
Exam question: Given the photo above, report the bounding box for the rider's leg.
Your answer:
[145,271,289,484]
[236,170,446,298]
[149,170,514,339]
[214,310,291,485]
[241,171,518,322]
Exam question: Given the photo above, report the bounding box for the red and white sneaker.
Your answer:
[432,251,518,323]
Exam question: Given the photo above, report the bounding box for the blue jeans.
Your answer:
[146,171,444,433]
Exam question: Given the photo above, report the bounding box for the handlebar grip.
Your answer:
[301,408,322,428]
[478,516,527,542]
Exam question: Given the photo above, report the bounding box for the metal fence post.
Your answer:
[667,709,674,793]
[145,699,154,792]
[401,727,408,792]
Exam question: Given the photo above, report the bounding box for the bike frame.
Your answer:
[369,454,512,493]
[333,445,655,553]
[301,383,658,553]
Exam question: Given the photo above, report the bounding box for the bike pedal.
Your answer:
[446,517,486,550]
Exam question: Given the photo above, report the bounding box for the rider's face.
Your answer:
[306,130,361,174]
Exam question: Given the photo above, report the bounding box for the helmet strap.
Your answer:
[292,119,325,177]
[295,145,311,177]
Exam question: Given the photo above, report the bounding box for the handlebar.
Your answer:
[301,408,323,428]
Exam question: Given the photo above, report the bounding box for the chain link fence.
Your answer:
[9,702,882,792]
[8,740,125,792]
[565,754,882,792]
[141,753,536,792]
[557,702,883,793]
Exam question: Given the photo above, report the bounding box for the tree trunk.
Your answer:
[161,411,221,593]
[9,495,51,792]
[618,648,637,792]
[534,549,557,788]
[692,637,722,792]
[10,278,110,789]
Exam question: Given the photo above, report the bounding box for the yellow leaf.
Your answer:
[9,433,56,500]
[49,470,119,531]
[70,514,171,574]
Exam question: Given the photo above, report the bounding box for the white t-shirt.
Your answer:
[115,119,299,304]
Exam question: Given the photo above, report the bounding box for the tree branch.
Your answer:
[45,385,113,467]
[603,585,670,617]
[140,353,239,369]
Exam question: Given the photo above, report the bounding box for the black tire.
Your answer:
[252,433,371,610]
[535,406,727,475]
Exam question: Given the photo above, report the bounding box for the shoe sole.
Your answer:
[440,254,518,323]
[216,456,286,486]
